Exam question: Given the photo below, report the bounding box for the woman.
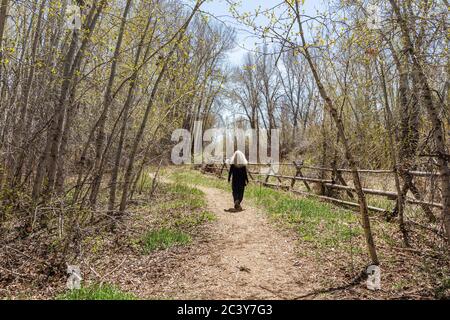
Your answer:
[228,150,249,211]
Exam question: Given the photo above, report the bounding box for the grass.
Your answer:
[132,180,214,254]
[54,179,211,300]
[170,170,226,190]
[158,183,207,210]
[174,210,216,228]
[168,169,450,299]
[168,169,362,249]
[56,283,137,300]
[366,194,396,211]
[152,183,213,228]
[142,228,191,253]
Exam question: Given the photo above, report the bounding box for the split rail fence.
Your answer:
[197,161,443,215]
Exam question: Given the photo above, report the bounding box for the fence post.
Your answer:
[218,163,225,178]
[264,163,271,185]
[292,160,311,191]
[332,166,354,199]
[247,166,254,181]
[290,161,297,189]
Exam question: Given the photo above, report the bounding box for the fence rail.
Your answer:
[197,161,443,214]
[245,163,440,177]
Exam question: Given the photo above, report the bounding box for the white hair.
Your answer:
[230,150,248,167]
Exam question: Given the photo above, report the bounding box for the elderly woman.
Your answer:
[228,150,249,211]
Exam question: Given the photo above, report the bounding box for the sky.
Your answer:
[200,0,326,66]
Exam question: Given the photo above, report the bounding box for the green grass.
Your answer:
[174,210,216,228]
[170,170,227,190]
[247,183,362,248]
[151,182,213,227]
[366,194,396,211]
[56,284,137,300]
[142,228,191,253]
[167,183,204,196]
[169,169,362,249]
[156,183,207,210]
[132,180,214,254]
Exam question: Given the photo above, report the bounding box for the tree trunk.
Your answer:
[13,0,46,184]
[389,0,450,245]
[108,15,153,212]
[378,58,409,246]
[0,0,9,82]
[89,0,131,208]
[119,1,204,213]
[291,0,379,264]
[33,1,105,200]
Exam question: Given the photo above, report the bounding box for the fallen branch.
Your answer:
[0,265,32,278]
[259,285,290,299]
[4,245,52,267]
[294,268,368,299]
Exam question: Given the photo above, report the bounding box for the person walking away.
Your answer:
[228,151,249,211]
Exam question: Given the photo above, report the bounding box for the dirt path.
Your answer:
[142,184,316,300]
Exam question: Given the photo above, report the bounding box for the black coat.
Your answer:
[228,165,249,203]
[228,165,249,187]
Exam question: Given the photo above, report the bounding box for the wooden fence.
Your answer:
[198,161,443,214]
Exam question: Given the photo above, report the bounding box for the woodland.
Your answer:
[0,0,448,300]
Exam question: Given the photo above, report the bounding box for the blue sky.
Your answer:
[200,0,326,66]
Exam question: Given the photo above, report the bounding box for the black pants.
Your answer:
[232,184,245,204]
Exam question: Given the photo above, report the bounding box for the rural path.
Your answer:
[143,182,317,299]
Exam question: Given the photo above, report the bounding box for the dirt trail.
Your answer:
[143,184,316,300]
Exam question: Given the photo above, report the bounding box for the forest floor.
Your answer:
[1,167,449,300]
